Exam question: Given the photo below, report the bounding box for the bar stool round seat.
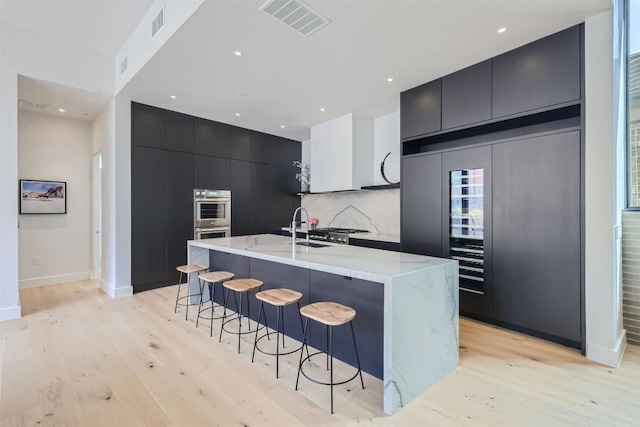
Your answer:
[174,264,208,320]
[295,301,365,414]
[196,271,236,336]
[251,288,306,378]
[219,278,264,353]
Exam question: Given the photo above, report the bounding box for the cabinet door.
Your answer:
[442,60,492,130]
[132,102,166,149]
[442,146,493,319]
[401,153,442,257]
[250,162,270,234]
[194,118,230,157]
[250,131,272,164]
[267,137,301,232]
[492,25,580,118]
[230,160,251,236]
[229,126,251,161]
[400,79,442,140]
[166,151,194,283]
[166,111,194,153]
[308,270,384,380]
[132,146,167,288]
[492,131,580,344]
[194,155,230,190]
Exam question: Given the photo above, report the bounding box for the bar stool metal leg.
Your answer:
[174,272,184,313]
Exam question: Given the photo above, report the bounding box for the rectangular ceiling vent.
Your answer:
[120,56,128,76]
[151,7,164,38]
[260,0,330,37]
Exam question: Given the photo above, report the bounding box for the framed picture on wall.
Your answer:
[19,180,67,214]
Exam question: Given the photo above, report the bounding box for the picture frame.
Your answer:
[19,180,67,214]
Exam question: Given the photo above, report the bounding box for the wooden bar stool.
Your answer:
[174,264,208,320]
[196,271,236,336]
[295,302,365,414]
[219,278,264,354]
[251,288,307,378]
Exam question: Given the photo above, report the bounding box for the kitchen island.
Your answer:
[187,234,458,415]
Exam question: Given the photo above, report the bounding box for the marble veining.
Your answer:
[301,188,400,235]
[188,234,459,415]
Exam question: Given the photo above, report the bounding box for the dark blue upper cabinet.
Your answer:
[132,102,166,149]
[492,25,581,119]
[228,126,251,161]
[194,118,230,157]
[400,79,442,140]
[442,60,492,130]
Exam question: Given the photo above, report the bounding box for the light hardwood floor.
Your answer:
[1,280,638,426]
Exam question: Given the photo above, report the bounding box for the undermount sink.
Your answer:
[293,241,329,248]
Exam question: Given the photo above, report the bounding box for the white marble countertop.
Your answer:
[189,234,453,284]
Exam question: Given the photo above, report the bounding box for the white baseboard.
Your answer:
[586,329,627,368]
[0,305,22,321]
[99,279,133,299]
[19,271,92,289]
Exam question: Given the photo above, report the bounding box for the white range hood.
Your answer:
[310,112,374,192]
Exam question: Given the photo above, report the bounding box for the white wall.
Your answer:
[0,22,114,320]
[585,10,626,367]
[18,111,92,287]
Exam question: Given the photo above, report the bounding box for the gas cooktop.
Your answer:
[307,228,369,244]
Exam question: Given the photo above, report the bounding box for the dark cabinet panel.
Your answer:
[492,26,580,118]
[308,270,384,380]
[166,151,194,283]
[166,111,194,153]
[194,155,230,190]
[229,126,251,161]
[442,145,493,319]
[492,131,581,343]
[249,258,310,341]
[194,118,230,157]
[132,103,166,149]
[230,160,251,236]
[267,137,301,232]
[250,131,272,163]
[442,60,492,130]
[401,153,442,257]
[132,146,167,287]
[250,162,270,234]
[400,79,442,140]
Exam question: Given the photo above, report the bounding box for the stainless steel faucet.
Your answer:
[291,207,310,245]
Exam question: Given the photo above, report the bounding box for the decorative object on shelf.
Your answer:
[380,152,400,185]
[19,179,67,214]
[309,217,319,229]
[293,161,311,192]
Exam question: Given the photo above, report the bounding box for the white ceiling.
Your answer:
[4,0,611,140]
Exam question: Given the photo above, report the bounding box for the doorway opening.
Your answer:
[91,153,102,279]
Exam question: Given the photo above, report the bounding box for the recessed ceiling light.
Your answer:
[280,125,285,129]
[170,95,176,99]
[320,108,325,112]
[387,77,394,82]
[58,108,65,113]
[234,51,242,56]
[82,113,89,117]
[235,113,240,117]
[498,27,507,34]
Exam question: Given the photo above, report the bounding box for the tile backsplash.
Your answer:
[301,188,400,235]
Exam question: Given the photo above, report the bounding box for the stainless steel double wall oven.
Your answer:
[193,189,231,239]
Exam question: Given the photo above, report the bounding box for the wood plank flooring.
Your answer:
[1,280,639,426]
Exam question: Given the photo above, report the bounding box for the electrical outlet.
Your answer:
[33,256,41,265]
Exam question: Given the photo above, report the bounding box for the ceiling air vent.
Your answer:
[152,7,164,38]
[120,56,128,76]
[260,0,330,37]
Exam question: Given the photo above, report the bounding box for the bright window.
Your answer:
[629,0,640,206]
